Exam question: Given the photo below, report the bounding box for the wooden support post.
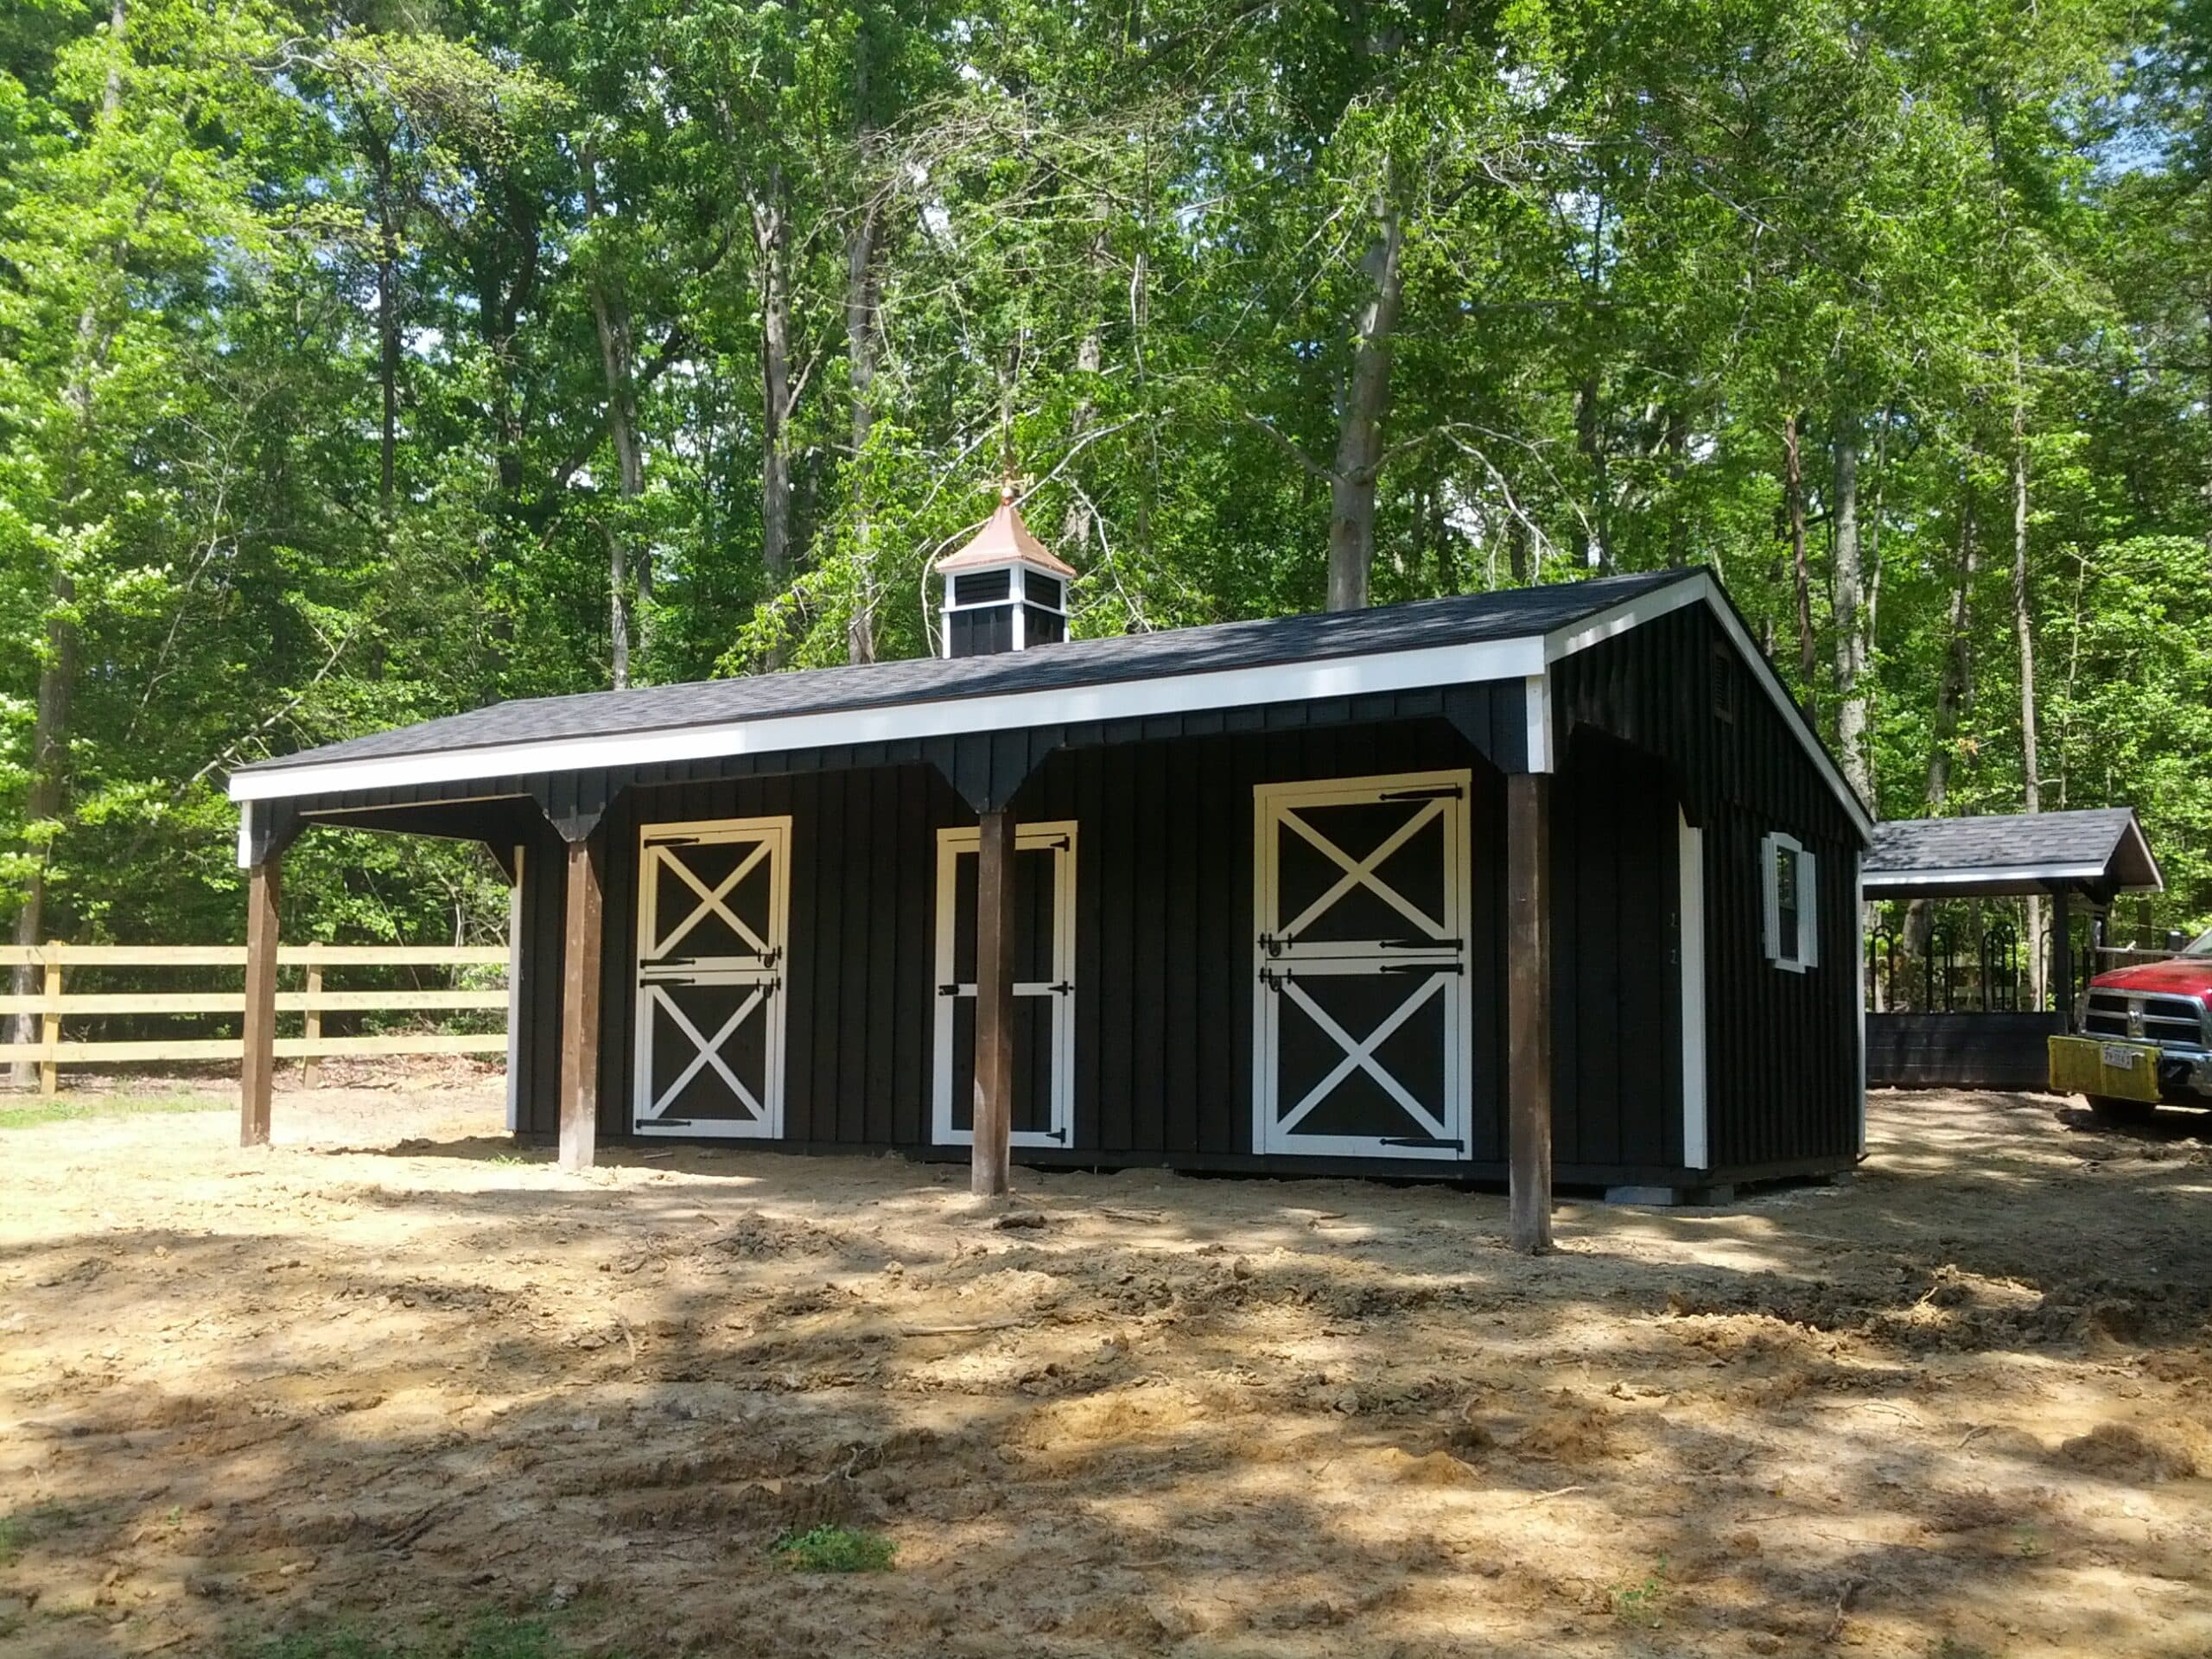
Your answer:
[240,857,283,1147]
[558,834,604,1173]
[2050,888,2073,1020]
[971,807,1016,1198]
[1505,772,1554,1255]
[37,943,62,1098]
[301,956,322,1088]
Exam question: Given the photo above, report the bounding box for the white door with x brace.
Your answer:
[932,822,1077,1148]
[1253,770,1472,1160]
[632,817,791,1138]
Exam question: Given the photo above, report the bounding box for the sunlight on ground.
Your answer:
[0,1079,2205,1657]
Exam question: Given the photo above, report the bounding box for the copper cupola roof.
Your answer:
[936,486,1078,578]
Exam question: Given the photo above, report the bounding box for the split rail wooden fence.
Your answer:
[0,943,509,1096]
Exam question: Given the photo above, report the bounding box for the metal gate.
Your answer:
[632,817,791,1138]
[1252,771,1471,1160]
[932,821,1077,1148]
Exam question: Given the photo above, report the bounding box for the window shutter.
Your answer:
[1798,848,1820,969]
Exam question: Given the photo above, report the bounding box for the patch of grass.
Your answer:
[772,1523,897,1573]
[1607,1557,1669,1628]
[0,1093,227,1130]
[240,1612,569,1659]
[0,1499,81,1563]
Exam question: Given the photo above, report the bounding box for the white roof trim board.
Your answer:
[229,569,1873,838]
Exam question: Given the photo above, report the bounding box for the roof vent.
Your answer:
[937,486,1075,658]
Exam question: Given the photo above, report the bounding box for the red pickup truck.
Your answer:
[2055,927,2212,1120]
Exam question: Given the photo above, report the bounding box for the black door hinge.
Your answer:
[1380,961,1463,976]
[1379,937,1461,951]
[1380,1135,1462,1150]
[1378,785,1463,802]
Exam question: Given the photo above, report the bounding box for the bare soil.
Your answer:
[2,1076,2209,1657]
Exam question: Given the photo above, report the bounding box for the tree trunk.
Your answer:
[11,0,121,1086]
[366,124,403,513]
[1784,410,1815,694]
[582,153,644,689]
[1906,495,1979,976]
[845,199,880,664]
[1664,404,1689,568]
[1831,407,1871,808]
[2012,378,2044,1006]
[1575,372,1606,569]
[1326,170,1402,612]
[1062,220,1109,561]
[1926,499,1978,813]
[754,168,794,611]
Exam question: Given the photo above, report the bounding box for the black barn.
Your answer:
[228,515,1871,1241]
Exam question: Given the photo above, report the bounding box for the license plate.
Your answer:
[2101,1044,2143,1070]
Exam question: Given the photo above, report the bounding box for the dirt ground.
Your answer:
[1,1075,2208,1659]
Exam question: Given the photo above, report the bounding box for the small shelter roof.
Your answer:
[936,488,1077,577]
[1861,808,2162,901]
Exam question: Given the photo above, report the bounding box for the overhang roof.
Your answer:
[1861,808,2163,899]
[228,565,1871,839]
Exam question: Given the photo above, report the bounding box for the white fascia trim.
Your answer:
[231,632,1550,804]
[1862,863,2110,889]
[236,800,254,869]
[1522,674,1553,772]
[1543,571,1875,842]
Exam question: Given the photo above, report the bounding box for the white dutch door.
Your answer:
[632,817,791,1138]
[932,822,1077,1148]
[1253,770,1473,1160]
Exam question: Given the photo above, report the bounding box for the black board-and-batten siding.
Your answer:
[495,677,1859,1187]
[251,572,1869,1193]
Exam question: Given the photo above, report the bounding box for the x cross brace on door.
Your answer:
[639,982,772,1122]
[651,840,773,960]
[1273,971,1452,1142]
[1273,798,1451,947]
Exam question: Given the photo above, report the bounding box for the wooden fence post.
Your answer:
[301,956,322,1088]
[38,942,62,1098]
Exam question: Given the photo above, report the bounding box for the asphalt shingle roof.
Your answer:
[1863,808,2161,895]
[238,569,1692,774]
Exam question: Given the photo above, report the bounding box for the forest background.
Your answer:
[3,0,2208,963]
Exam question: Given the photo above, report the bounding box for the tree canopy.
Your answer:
[2,0,2206,950]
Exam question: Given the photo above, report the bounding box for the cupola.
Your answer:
[937,486,1076,658]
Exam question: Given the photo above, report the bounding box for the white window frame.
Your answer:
[1761,830,1820,973]
[931,820,1079,1149]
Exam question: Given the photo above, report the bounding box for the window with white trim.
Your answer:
[1761,832,1819,972]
